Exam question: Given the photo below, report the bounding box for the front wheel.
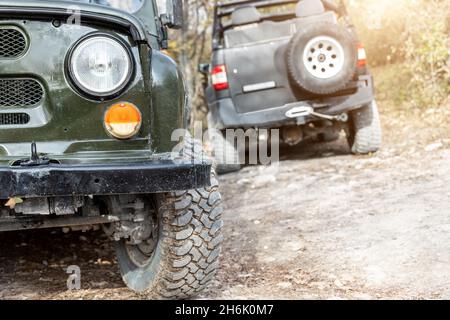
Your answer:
[115,172,223,299]
[346,100,382,154]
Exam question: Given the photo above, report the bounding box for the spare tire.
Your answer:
[286,21,357,95]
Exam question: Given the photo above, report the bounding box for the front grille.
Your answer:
[0,79,44,107]
[0,113,30,125]
[0,28,27,58]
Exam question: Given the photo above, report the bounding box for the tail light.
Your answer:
[357,43,367,68]
[211,65,229,91]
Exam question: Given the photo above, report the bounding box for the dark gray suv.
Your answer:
[202,0,382,173]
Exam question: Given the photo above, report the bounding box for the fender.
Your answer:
[151,51,189,153]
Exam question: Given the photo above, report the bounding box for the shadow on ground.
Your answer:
[0,229,124,298]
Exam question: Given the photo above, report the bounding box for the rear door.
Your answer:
[223,20,297,113]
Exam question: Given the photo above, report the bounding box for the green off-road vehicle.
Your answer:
[0,0,223,298]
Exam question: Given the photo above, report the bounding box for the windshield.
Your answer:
[51,0,146,13]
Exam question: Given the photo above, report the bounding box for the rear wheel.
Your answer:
[317,120,341,142]
[210,130,242,175]
[346,100,382,154]
[318,130,341,143]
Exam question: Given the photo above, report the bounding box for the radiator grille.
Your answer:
[0,79,44,107]
[0,113,30,125]
[0,28,27,58]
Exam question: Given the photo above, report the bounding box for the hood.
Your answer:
[0,0,155,43]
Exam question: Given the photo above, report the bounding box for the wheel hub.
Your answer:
[303,36,345,79]
[103,195,160,268]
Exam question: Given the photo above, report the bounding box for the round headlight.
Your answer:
[69,36,133,97]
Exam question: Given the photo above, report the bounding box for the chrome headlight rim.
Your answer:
[67,33,134,100]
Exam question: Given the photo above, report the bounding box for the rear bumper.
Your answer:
[209,75,374,129]
[0,160,211,198]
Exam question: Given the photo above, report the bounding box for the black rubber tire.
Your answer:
[116,138,223,299]
[347,100,382,154]
[316,120,341,142]
[286,21,357,95]
[211,130,242,175]
[318,130,341,142]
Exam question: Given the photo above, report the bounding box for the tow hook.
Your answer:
[18,142,51,167]
[285,106,348,122]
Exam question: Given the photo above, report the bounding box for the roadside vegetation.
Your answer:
[350,0,449,110]
[350,0,450,143]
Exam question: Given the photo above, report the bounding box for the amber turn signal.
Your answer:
[104,102,142,139]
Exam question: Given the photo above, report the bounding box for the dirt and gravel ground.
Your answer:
[0,100,449,300]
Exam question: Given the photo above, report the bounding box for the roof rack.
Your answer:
[212,0,346,49]
[216,0,298,17]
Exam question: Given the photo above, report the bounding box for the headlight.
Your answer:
[69,35,133,97]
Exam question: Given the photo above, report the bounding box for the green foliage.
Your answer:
[349,0,449,108]
[372,63,412,107]
[403,2,449,108]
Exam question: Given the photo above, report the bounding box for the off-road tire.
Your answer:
[317,120,341,142]
[286,21,357,95]
[116,137,223,299]
[318,131,341,142]
[211,130,241,175]
[347,100,382,154]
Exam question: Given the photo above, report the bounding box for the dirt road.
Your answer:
[0,102,449,299]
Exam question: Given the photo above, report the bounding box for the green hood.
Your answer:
[0,0,158,43]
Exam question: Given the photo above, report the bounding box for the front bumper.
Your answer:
[209,75,375,129]
[0,160,211,199]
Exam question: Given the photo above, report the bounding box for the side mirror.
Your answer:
[198,63,210,74]
[161,0,183,29]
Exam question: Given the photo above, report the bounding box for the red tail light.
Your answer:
[357,43,367,68]
[211,65,229,91]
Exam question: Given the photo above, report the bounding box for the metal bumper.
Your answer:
[0,160,211,198]
[209,75,375,129]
